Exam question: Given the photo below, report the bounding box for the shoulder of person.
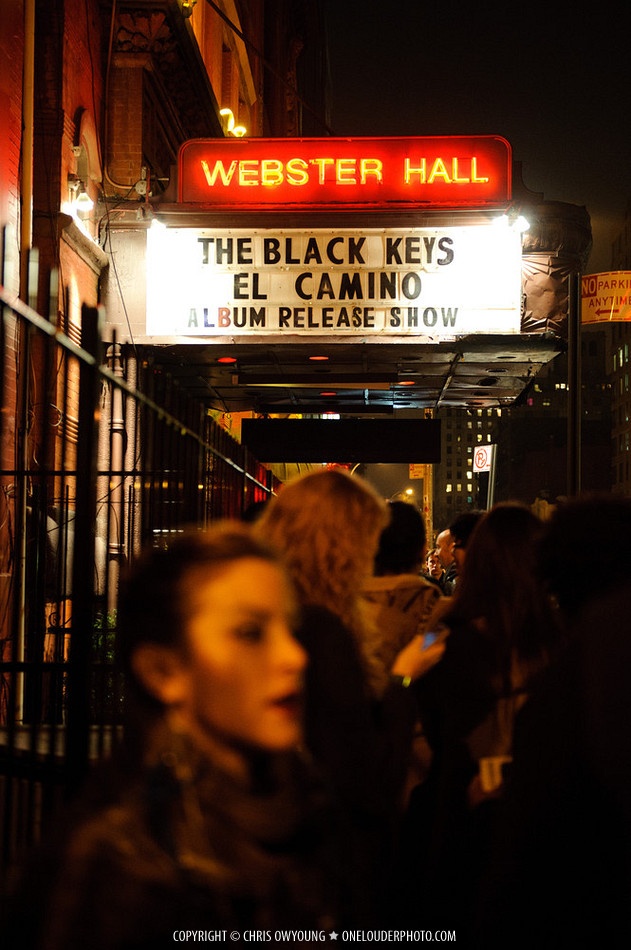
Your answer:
[296,604,359,659]
[423,595,453,629]
[299,603,349,633]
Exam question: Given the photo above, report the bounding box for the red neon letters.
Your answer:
[178,136,512,210]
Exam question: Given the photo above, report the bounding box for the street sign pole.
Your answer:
[567,271,582,497]
[473,444,496,509]
[488,445,497,508]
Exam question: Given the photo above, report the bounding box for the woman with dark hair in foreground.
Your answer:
[7,524,348,948]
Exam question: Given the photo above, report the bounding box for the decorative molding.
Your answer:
[111,3,223,140]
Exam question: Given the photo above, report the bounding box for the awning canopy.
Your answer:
[145,332,563,416]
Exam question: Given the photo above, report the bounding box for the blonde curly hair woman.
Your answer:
[258,467,387,653]
[254,468,443,922]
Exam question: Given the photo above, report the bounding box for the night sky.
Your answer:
[324,1,631,274]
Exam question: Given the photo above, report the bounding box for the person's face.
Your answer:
[452,541,467,573]
[427,551,443,579]
[157,557,307,762]
[435,530,455,569]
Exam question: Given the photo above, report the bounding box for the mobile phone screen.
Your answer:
[423,630,439,648]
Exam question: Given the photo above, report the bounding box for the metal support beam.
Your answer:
[567,272,582,498]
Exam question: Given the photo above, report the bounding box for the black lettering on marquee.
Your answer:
[402,273,422,299]
[438,237,454,265]
[339,273,363,300]
[237,237,253,263]
[304,237,322,264]
[186,302,458,332]
[422,237,435,262]
[198,238,212,264]
[295,273,311,300]
[326,237,344,264]
[406,237,421,264]
[279,306,291,328]
[198,236,253,264]
[316,274,336,300]
[381,273,397,298]
[234,273,248,298]
[285,238,300,264]
[234,273,267,299]
[231,306,266,328]
[264,238,281,264]
[386,237,403,265]
[348,237,366,265]
[199,232,455,268]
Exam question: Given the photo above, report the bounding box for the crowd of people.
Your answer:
[6,470,631,947]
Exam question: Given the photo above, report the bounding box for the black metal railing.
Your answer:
[0,227,278,889]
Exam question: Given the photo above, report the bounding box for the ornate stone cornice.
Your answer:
[111,1,223,139]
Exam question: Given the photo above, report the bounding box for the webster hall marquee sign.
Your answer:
[176,135,512,209]
[145,136,522,340]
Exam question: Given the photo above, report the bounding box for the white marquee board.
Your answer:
[145,224,523,340]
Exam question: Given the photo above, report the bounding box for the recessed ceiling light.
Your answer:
[309,355,329,361]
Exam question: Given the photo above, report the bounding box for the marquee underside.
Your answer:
[147,334,563,416]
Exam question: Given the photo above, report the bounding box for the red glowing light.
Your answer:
[178,135,512,210]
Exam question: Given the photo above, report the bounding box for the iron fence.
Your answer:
[0,227,277,892]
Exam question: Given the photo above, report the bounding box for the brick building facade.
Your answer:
[1,0,327,315]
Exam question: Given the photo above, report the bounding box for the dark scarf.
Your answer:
[127,725,340,928]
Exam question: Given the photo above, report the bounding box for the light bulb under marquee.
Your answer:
[494,211,530,232]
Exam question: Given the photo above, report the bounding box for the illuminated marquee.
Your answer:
[145,225,523,339]
[178,136,512,210]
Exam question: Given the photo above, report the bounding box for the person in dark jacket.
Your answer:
[395,502,563,933]
[448,509,484,583]
[475,583,631,949]
[475,494,631,948]
[362,500,444,699]
[362,500,446,803]
[7,524,349,948]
